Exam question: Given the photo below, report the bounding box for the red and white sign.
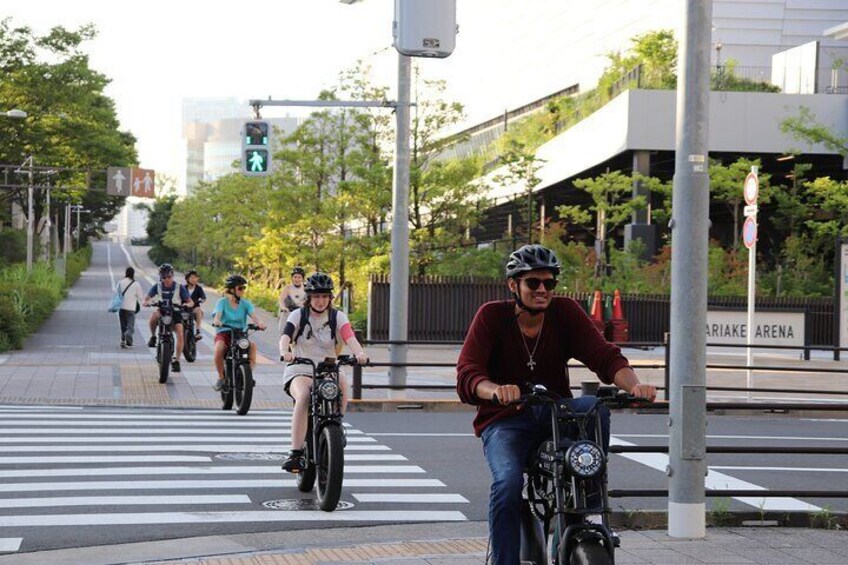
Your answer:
[131,168,155,198]
[743,171,759,205]
[743,216,757,249]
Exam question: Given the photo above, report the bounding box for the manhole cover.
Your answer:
[263,499,355,511]
[214,452,284,461]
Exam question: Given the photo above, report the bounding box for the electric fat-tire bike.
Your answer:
[286,355,356,512]
[181,305,199,363]
[148,299,177,384]
[501,384,651,565]
[218,323,262,415]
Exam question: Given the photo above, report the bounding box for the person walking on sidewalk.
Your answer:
[117,267,144,348]
[456,244,656,565]
[278,266,307,333]
[211,274,266,391]
[278,272,368,473]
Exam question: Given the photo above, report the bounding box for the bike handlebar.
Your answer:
[281,355,364,367]
[492,385,657,409]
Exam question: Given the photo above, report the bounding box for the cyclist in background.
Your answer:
[144,263,192,373]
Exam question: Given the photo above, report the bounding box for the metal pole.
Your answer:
[388,53,411,397]
[668,0,711,539]
[64,202,70,262]
[76,206,81,249]
[745,166,758,399]
[44,186,51,261]
[26,156,33,274]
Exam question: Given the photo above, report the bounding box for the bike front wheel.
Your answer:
[183,327,196,363]
[220,362,234,410]
[316,424,344,511]
[563,539,613,565]
[158,339,171,384]
[234,363,253,415]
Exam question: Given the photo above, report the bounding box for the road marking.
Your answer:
[0,538,22,552]
[0,478,446,493]
[0,429,362,438]
[0,462,414,478]
[616,433,848,442]
[0,510,466,527]
[0,456,211,464]
[353,494,470,503]
[0,495,250,508]
[610,436,821,512]
[710,466,848,473]
[0,444,388,453]
[0,414,294,422]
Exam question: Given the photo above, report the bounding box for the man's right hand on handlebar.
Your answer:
[490,383,522,406]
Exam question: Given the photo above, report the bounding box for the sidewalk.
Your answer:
[4,521,846,565]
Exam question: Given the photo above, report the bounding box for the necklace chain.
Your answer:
[519,314,544,371]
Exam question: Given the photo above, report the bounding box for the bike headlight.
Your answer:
[317,380,340,401]
[565,440,605,478]
[160,315,172,325]
[237,338,250,350]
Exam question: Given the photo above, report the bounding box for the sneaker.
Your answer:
[147,336,156,348]
[120,341,127,349]
[282,450,305,473]
[213,379,224,392]
[171,360,181,373]
[126,337,133,347]
[195,332,203,341]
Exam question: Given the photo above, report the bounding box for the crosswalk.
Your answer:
[0,405,468,553]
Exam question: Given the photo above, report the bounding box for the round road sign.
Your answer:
[743,216,757,249]
[744,171,759,205]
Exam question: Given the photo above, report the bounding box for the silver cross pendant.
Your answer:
[527,358,536,371]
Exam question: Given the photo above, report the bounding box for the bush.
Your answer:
[0,228,27,267]
[0,295,26,351]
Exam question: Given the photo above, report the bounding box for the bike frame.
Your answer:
[219,325,254,385]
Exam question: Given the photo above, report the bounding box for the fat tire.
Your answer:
[565,539,613,565]
[158,339,171,384]
[220,362,234,410]
[316,424,345,512]
[183,328,196,363]
[234,364,253,415]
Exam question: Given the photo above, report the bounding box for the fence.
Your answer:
[367,276,836,344]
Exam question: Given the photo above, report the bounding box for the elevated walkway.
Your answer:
[485,89,848,200]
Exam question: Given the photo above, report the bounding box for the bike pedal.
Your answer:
[611,532,621,548]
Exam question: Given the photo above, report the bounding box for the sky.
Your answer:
[4,0,682,192]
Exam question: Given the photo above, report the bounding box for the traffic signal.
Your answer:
[242,120,271,176]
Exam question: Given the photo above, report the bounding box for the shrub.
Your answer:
[0,228,27,267]
[0,295,26,351]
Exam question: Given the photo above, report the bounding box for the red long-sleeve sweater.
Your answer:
[456,297,631,436]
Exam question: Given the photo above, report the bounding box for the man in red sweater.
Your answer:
[456,244,656,565]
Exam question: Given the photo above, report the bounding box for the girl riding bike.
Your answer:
[211,274,266,391]
[278,272,368,473]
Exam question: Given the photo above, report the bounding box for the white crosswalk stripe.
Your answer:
[0,406,468,553]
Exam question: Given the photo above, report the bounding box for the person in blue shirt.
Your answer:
[183,270,207,341]
[143,263,193,373]
[211,274,266,391]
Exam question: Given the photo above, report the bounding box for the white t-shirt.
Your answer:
[117,278,145,312]
[283,308,351,379]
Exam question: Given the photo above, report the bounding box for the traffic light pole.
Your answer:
[668,0,711,539]
[24,156,34,274]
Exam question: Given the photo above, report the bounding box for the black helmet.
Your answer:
[505,245,561,278]
[305,272,334,294]
[291,266,306,277]
[224,274,248,290]
[159,263,174,278]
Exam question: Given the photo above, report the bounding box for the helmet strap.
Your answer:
[512,291,545,315]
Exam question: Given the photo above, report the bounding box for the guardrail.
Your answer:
[352,338,848,401]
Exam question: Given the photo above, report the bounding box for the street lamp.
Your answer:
[2,109,27,119]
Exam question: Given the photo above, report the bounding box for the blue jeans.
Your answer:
[480,396,610,565]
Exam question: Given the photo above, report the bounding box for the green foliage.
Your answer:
[781,106,848,158]
[598,29,678,92]
[142,195,178,265]
[0,228,27,267]
[707,242,747,295]
[426,246,504,279]
[0,18,138,239]
[713,59,780,92]
[710,157,771,248]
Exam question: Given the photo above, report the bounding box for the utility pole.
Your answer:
[388,53,411,396]
[24,156,34,274]
[76,205,82,249]
[668,0,711,539]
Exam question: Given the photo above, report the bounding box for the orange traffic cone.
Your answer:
[612,289,624,320]
[590,290,603,322]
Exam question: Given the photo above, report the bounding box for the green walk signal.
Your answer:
[242,120,271,176]
[245,149,269,173]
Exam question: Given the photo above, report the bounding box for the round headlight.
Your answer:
[237,338,250,350]
[317,380,340,401]
[565,440,605,478]
[160,315,172,325]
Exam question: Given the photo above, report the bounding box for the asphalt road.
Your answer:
[0,405,844,554]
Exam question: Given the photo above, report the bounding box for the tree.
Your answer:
[709,157,771,249]
[597,29,678,92]
[0,19,138,250]
[781,106,848,158]
[557,170,648,279]
[491,140,545,246]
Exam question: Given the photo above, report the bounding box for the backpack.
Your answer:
[108,280,136,313]
[292,306,340,352]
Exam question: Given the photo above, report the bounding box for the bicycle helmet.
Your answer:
[291,266,306,277]
[305,272,334,294]
[159,263,174,278]
[505,245,561,279]
[224,274,248,290]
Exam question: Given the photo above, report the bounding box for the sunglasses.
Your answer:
[235,285,246,291]
[162,275,173,280]
[522,277,558,291]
